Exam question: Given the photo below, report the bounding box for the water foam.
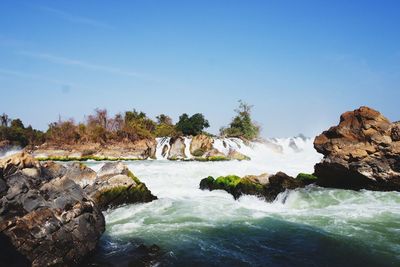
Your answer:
[87,137,400,265]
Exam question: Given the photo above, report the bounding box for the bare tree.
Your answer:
[0,113,10,127]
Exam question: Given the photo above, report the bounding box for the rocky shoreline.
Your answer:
[0,153,156,266]
[2,106,400,266]
[29,134,251,162]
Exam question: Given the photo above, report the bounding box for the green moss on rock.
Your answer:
[127,170,142,184]
[200,172,305,201]
[207,156,230,161]
[296,173,318,184]
[192,149,205,157]
[215,175,241,188]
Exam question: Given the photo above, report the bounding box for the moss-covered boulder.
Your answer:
[200,172,307,201]
[86,162,157,210]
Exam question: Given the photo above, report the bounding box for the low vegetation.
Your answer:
[0,114,45,147]
[1,101,259,148]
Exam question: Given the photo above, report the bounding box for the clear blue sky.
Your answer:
[1,0,399,137]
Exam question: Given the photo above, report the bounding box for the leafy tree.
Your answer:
[11,119,24,129]
[175,113,210,136]
[220,100,260,140]
[156,114,173,125]
[154,114,175,137]
[122,109,156,140]
[0,114,45,147]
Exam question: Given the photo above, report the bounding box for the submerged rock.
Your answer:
[200,172,307,201]
[314,106,400,191]
[0,153,105,267]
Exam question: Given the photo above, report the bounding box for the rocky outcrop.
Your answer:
[30,135,251,162]
[168,137,186,160]
[314,106,400,191]
[0,153,105,266]
[86,162,157,210]
[0,153,157,266]
[64,162,97,188]
[200,172,307,201]
[31,139,157,161]
[190,134,213,156]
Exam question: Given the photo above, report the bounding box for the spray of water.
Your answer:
[86,137,400,265]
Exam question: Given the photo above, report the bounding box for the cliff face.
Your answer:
[314,106,400,191]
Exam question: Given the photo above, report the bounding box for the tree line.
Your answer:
[0,101,260,148]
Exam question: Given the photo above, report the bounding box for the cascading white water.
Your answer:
[0,148,22,159]
[154,136,319,162]
[155,137,171,160]
[183,137,192,159]
[84,136,400,266]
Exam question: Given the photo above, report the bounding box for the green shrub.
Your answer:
[220,100,260,141]
[155,123,176,137]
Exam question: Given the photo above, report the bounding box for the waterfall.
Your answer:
[212,137,246,156]
[155,137,171,160]
[155,135,318,161]
[183,137,192,159]
[212,138,229,155]
[0,147,22,159]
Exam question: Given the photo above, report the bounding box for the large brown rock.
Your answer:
[0,153,105,267]
[314,106,400,191]
[190,134,213,156]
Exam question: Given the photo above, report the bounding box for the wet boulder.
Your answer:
[314,106,400,191]
[200,172,306,201]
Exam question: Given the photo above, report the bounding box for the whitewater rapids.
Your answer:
[84,137,400,266]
